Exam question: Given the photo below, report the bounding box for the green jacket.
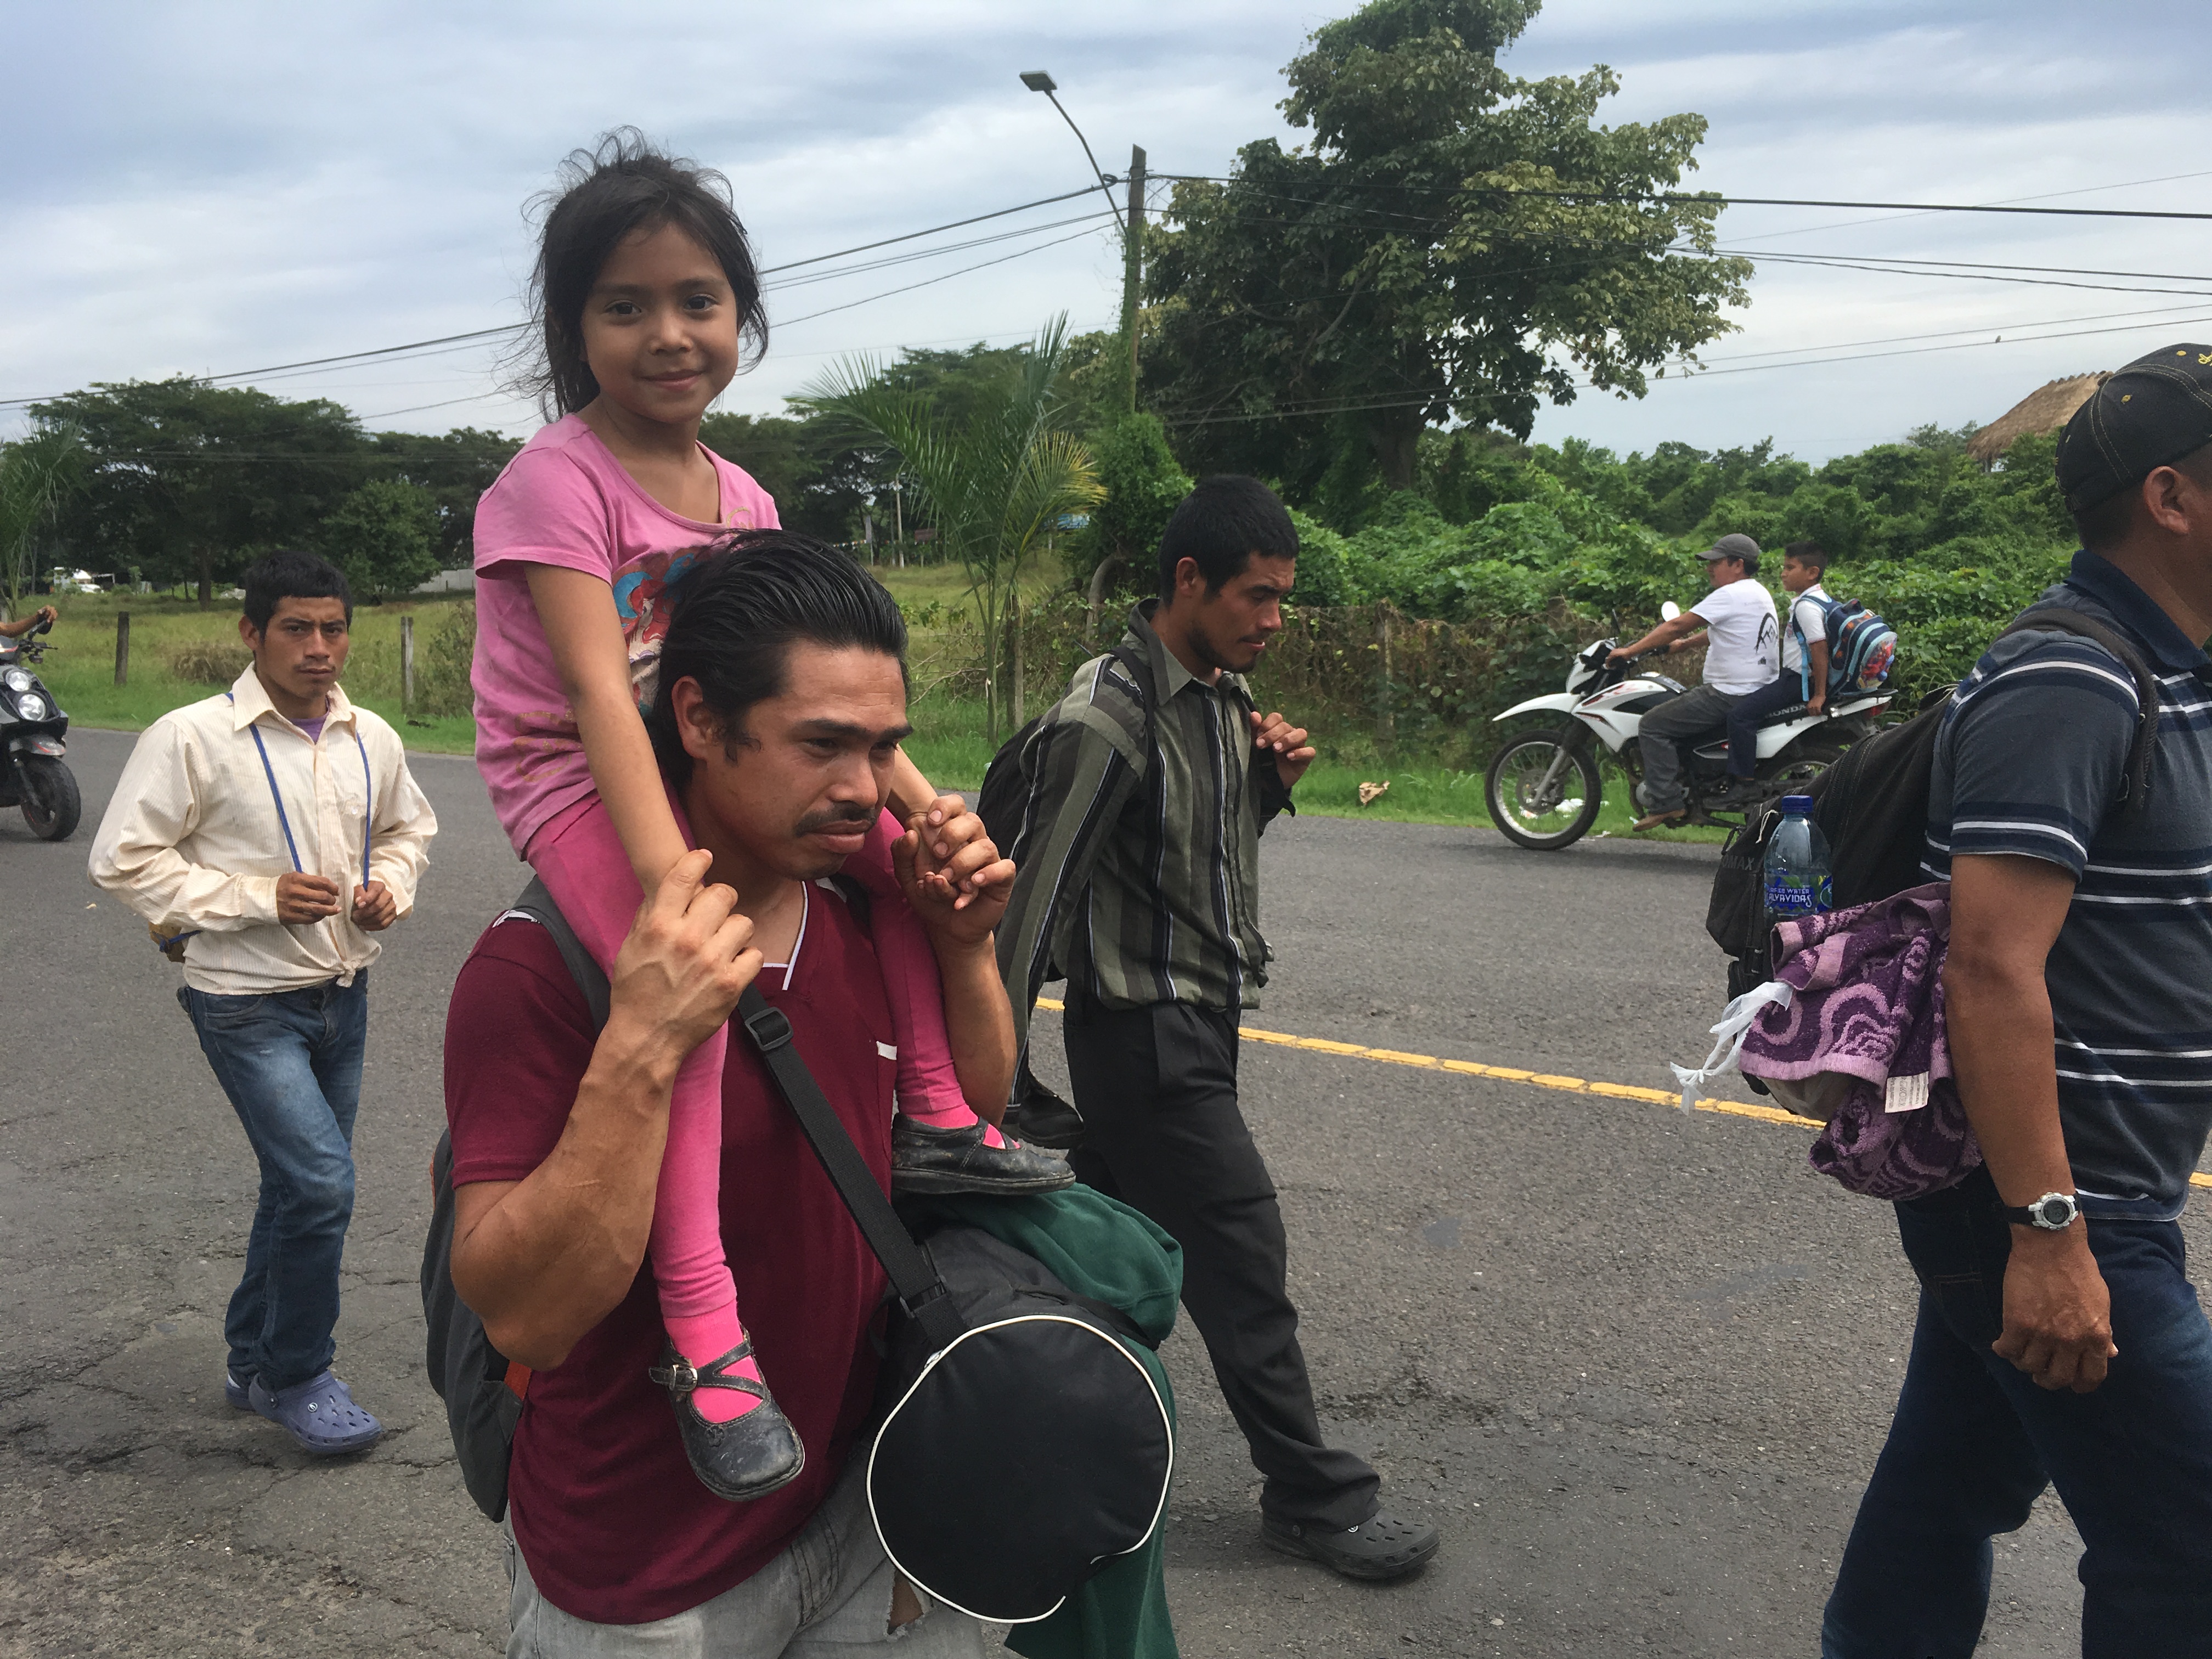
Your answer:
[901,1184,1182,1659]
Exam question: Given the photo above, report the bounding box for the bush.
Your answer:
[168,638,253,684]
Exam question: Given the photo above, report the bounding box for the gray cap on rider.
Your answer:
[1697,533,1761,572]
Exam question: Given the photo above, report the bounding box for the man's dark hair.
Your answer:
[241,550,352,631]
[523,128,770,419]
[647,530,908,787]
[2073,439,2212,551]
[1156,475,1299,600]
[1781,539,1829,576]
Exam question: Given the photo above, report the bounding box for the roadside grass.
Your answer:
[27,591,480,754]
[26,585,1724,847]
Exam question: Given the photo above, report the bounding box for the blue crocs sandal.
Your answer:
[247,1369,383,1455]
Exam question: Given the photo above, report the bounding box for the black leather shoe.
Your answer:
[648,1340,805,1503]
[1261,1511,1440,1582]
[890,1117,1076,1196]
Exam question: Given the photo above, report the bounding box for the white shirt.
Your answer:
[1781,583,1831,673]
[1689,576,1779,695]
[88,667,438,994]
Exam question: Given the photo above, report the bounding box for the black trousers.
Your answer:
[1062,989,1380,1529]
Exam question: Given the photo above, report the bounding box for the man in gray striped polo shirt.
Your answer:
[998,476,1439,1583]
[1824,346,2212,1656]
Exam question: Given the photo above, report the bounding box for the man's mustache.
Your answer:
[794,804,875,837]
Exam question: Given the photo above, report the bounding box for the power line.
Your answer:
[1154,173,2212,223]
[0,185,1117,410]
[1157,307,2212,426]
[769,224,1116,330]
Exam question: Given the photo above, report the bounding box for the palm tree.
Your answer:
[801,317,1103,740]
[0,424,88,618]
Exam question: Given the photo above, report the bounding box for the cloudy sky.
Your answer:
[5,0,2209,464]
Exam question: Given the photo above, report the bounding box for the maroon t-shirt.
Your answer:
[443,883,896,1625]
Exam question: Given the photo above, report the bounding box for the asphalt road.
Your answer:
[6,727,2187,1658]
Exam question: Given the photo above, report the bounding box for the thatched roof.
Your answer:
[1968,371,2109,463]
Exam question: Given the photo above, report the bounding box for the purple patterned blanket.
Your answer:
[1740,881,1981,1200]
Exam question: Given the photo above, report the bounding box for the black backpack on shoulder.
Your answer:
[974,641,1158,1150]
[1706,607,2160,1000]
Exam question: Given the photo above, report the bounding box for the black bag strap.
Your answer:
[2000,608,2160,820]
[736,987,967,1353]
[509,877,611,1031]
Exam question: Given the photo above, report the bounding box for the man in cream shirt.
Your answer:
[90,550,436,1456]
[1607,532,1779,830]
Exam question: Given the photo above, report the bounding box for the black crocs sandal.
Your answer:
[1261,1510,1440,1581]
[648,1339,806,1503]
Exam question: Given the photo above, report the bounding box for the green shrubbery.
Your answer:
[1248,421,2081,709]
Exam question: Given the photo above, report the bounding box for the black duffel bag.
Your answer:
[736,991,1174,1624]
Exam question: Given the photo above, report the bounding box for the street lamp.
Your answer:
[1020,70,1146,414]
[1019,70,1121,237]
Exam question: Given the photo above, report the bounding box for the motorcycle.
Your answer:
[0,617,81,841]
[1483,603,1891,851]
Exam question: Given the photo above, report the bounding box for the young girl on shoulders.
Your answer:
[471,132,1065,1502]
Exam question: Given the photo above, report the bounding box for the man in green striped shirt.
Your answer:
[997,476,1440,1584]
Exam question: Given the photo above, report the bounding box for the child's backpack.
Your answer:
[1795,596,1899,697]
[1707,607,2160,997]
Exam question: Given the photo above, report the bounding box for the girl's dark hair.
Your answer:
[1156,475,1299,599]
[647,530,909,788]
[241,549,352,629]
[522,128,770,419]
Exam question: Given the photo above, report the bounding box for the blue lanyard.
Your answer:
[228,695,374,888]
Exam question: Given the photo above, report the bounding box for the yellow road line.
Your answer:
[1031,995,2212,1193]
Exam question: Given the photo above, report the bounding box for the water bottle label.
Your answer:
[1764,874,1833,917]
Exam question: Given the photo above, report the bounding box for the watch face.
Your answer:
[2037,1197,2073,1227]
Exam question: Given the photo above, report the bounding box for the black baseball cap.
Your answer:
[2057,343,2212,514]
[1696,532,1762,571]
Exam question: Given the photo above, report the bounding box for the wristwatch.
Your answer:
[2000,1191,2081,1231]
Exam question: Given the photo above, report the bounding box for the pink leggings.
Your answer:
[529,794,962,1324]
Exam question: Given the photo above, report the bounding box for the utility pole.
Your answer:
[1123,146,1146,414]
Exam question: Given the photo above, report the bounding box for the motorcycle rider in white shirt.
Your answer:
[1607,532,1777,831]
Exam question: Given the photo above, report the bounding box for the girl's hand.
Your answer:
[893,805,1014,949]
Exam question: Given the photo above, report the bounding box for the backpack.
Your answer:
[974,640,1157,1149]
[422,878,1177,1624]
[1707,607,2160,996]
[974,640,1155,856]
[1794,595,1899,697]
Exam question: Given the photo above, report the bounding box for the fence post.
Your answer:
[1374,605,1395,747]
[114,612,131,687]
[400,614,415,718]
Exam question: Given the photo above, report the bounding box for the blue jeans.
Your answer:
[1724,673,1810,776]
[1822,1169,2212,1657]
[180,975,370,1392]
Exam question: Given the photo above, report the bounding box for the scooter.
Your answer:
[0,617,81,841]
[1483,603,1891,851]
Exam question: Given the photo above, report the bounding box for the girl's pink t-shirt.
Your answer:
[471,414,778,855]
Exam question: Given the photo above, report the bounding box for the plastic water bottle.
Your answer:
[1763,794,1833,926]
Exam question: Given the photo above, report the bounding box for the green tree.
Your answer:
[34,379,365,605]
[1070,413,1192,602]
[0,424,89,615]
[697,411,873,544]
[319,478,441,598]
[366,426,522,568]
[1143,0,1750,497]
[801,318,1104,738]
